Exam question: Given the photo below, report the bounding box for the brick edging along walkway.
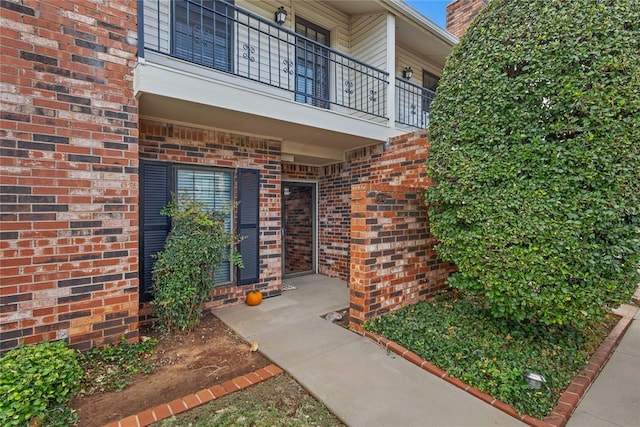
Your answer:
[104,364,284,427]
[361,313,634,427]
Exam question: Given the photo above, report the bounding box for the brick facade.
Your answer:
[317,163,352,280]
[0,0,139,352]
[283,131,454,328]
[1,0,453,353]
[282,131,435,282]
[446,0,487,38]
[138,119,282,314]
[321,132,436,282]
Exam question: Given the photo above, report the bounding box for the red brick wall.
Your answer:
[282,132,454,329]
[282,164,318,181]
[316,163,352,280]
[301,131,434,282]
[0,0,139,353]
[446,0,487,38]
[349,184,455,331]
[138,119,282,311]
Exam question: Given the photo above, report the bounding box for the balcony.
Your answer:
[396,78,436,129]
[136,0,444,164]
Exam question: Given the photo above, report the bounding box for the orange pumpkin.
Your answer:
[245,290,263,306]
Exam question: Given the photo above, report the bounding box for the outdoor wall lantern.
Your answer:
[523,371,546,390]
[275,6,288,25]
[403,66,413,79]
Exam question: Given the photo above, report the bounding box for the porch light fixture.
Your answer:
[275,6,288,25]
[523,372,546,390]
[403,66,413,79]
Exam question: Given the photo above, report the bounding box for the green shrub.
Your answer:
[152,194,242,332]
[426,0,640,327]
[0,341,83,426]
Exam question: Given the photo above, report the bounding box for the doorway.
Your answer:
[282,181,316,277]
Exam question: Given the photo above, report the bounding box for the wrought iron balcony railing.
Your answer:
[140,0,389,119]
[395,77,435,129]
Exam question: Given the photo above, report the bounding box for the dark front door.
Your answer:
[295,18,330,109]
[283,182,316,277]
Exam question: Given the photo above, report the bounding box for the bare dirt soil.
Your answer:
[70,313,271,427]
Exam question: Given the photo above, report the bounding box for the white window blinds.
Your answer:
[176,168,233,283]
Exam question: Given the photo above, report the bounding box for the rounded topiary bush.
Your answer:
[426,0,639,327]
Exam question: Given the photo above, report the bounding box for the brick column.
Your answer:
[349,184,455,332]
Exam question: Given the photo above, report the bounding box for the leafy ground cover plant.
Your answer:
[77,336,158,395]
[426,0,640,327]
[152,194,242,332]
[365,292,616,418]
[0,340,83,426]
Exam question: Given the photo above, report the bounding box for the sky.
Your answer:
[404,0,449,30]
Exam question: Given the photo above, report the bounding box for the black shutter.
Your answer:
[139,161,172,301]
[237,168,260,285]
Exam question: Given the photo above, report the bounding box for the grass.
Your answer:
[155,374,344,427]
[365,292,616,418]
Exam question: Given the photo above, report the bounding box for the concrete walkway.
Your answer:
[567,306,640,427]
[216,275,521,426]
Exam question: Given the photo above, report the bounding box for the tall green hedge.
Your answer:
[426,0,639,327]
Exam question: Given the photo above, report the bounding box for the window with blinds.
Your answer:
[295,17,330,109]
[176,167,233,283]
[173,0,234,72]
